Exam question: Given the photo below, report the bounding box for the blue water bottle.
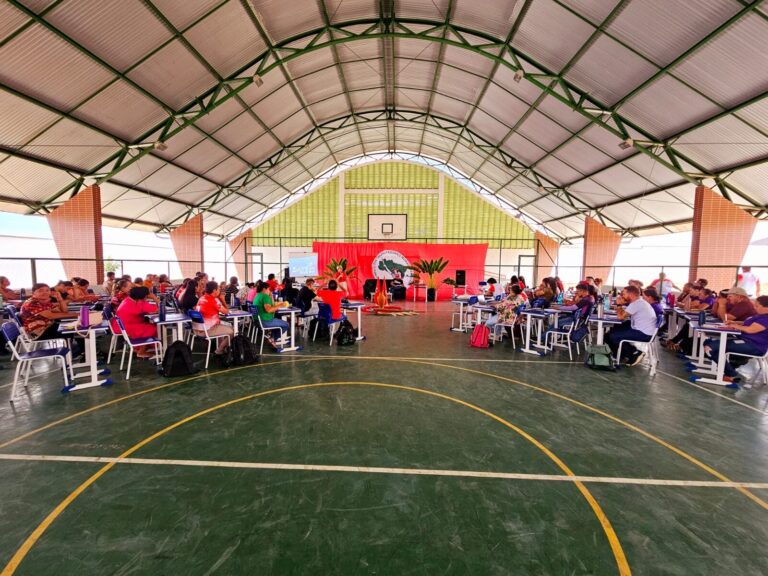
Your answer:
[698,310,705,326]
[158,295,167,323]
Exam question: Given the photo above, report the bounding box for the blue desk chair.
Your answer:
[115,317,162,379]
[2,322,72,400]
[313,302,346,345]
[187,310,230,369]
[248,305,285,354]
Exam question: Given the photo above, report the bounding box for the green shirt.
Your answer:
[253,292,274,321]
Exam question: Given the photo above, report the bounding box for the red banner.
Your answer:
[312,242,488,300]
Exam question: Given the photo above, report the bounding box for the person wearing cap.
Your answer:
[714,287,756,323]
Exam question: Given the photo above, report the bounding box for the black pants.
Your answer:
[36,322,83,357]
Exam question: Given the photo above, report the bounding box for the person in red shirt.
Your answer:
[334,266,349,293]
[316,279,346,320]
[116,286,158,358]
[194,281,233,354]
[266,274,281,293]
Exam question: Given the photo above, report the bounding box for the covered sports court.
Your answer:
[1,1,768,574]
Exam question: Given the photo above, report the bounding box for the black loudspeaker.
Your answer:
[455,270,466,285]
[284,267,290,279]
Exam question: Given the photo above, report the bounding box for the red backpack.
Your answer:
[470,324,491,348]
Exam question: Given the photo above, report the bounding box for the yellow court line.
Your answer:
[0,381,631,576]
[0,358,319,450]
[2,356,766,513]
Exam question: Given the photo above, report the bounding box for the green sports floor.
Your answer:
[0,302,767,575]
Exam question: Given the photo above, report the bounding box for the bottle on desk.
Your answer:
[698,310,706,327]
[158,295,167,323]
[78,305,90,329]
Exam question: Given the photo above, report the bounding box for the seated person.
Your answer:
[110,278,133,332]
[676,282,695,308]
[485,278,497,296]
[666,284,712,352]
[485,285,525,330]
[704,296,768,383]
[0,276,20,301]
[179,281,199,313]
[265,273,281,293]
[642,288,664,320]
[297,278,319,314]
[606,285,658,366]
[103,272,116,296]
[333,266,349,293]
[238,282,253,308]
[552,282,594,328]
[194,281,234,355]
[224,276,240,306]
[316,279,345,321]
[19,283,78,345]
[714,287,755,323]
[116,286,159,358]
[175,278,191,301]
[281,276,299,305]
[157,274,173,293]
[72,279,99,303]
[531,279,554,308]
[253,280,291,340]
[53,280,75,302]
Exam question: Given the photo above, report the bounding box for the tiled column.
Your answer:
[535,232,559,284]
[689,185,756,291]
[228,230,251,281]
[582,216,621,282]
[46,184,104,284]
[170,214,204,278]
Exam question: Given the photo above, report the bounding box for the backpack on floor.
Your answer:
[159,340,198,377]
[571,325,589,343]
[585,344,615,371]
[470,324,491,348]
[335,319,357,346]
[231,334,258,365]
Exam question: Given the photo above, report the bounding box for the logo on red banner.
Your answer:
[372,250,412,286]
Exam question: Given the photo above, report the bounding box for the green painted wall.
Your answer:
[443,179,533,248]
[251,162,533,247]
[345,162,439,189]
[345,192,439,241]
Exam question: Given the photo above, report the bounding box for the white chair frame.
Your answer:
[116,318,163,379]
[2,323,73,400]
[726,349,768,386]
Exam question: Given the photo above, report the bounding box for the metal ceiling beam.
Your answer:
[28,13,768,238]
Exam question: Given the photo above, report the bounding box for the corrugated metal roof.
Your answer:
[1,0,767,238]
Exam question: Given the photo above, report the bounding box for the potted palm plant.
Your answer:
[408,257,449,301]
[320,258,357,282]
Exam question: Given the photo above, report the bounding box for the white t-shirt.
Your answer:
[652,278,674,296]
[626,298,658,336]
[737,272,759,297]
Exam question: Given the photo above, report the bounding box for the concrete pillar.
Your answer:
[689,185,756,291]
[582,216,621,284]
[535,232,559,284]
[228,230,251,282]
[170,214,204,279]
[46,184,104,284]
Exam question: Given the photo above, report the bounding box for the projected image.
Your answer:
[288,253,318,277]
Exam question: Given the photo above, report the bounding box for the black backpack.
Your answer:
[159,340,198,377]
[335,319,357,346]
[231,334,258,366]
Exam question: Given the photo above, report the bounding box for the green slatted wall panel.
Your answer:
[443,179,533,248]
[345,162,439,189]
[251,180,338,246]
[345,193,439,241]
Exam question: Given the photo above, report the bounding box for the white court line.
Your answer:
[261,354,575,364]
[657,369,768,415]
[1,452,767,489]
